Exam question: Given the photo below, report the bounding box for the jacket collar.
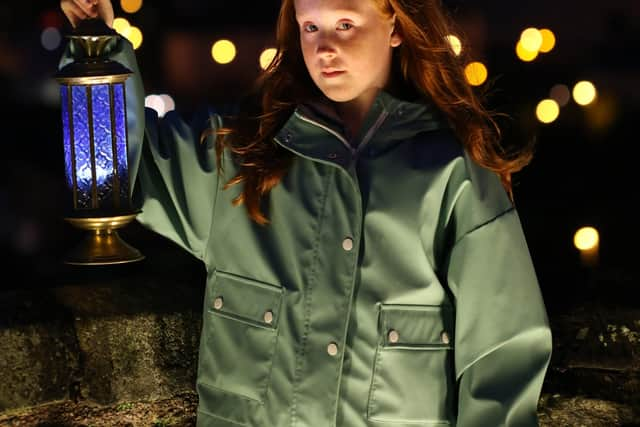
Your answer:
[274,89,450,165]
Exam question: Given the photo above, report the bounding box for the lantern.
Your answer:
[55,19,143,265]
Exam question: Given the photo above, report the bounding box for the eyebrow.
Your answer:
[296,9,362,21]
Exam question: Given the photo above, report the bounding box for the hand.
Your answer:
[60,0,115,29]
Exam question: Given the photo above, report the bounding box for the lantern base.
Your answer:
[64,214,145,266]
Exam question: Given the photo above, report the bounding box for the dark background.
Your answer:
[1,1,638,317]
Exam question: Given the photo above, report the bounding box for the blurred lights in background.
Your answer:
[536,99,560,124]
[145,94,176,118]
[464,61,488,86]
[574,226,599,251]
[120,0,143,14]
[538,29,556,53]
[573,80,597,106]
[550,84,571,107]
[41,27,62,51]
[211,39,237,64]
[574,226,600,267]
[113,17,130,34]
[516,27,555,62]
[259,48,277,70]
[520,28,543,52]
[112,17,143,49]
[516,40,538,62]
[445,35,462,56]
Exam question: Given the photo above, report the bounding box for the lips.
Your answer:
[321,70,345,78]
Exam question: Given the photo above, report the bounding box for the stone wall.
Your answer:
[1,223,639,425]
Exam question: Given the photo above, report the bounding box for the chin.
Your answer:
[318,87,357,103]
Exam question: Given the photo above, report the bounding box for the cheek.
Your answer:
[299,42,314,70]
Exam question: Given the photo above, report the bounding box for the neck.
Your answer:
[334,87,380,141]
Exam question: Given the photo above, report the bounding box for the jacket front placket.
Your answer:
[273,103,387,426]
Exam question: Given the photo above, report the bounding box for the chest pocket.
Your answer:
[198,269,284,403]
[367,304,456,425]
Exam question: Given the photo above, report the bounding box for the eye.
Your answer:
[337,22,353,30]
[303,23,318,32]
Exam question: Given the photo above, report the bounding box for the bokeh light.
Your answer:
[160,94,176,115]
[41,27,62,51]
[122,26,143,49]
[121,0,143,14]
[145,94,175,118]
[113,17,131,37]
[259,48,277,70]
[445,35,462,56]
[574,227,599,251]
[550,84,571,107]
[536,99,560,124]
[145,95,164,117]
[539,28,556,53]
[516,40,539,62]
[520,28,543,52]
[573,81,597,106]
[211,39,237,64]
[585,94,617,133]
[40,10,64,29]
[464,62,487,86]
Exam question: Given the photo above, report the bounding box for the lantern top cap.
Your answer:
[70,18,118,38]
[55,18,132,83]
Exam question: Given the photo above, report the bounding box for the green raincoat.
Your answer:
[61,39,552,427]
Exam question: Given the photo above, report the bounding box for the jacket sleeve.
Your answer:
[59,37,222,261]
[443,153,553,426]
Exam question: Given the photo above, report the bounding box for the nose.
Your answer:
[316,33,337,59]
[317,44,337,59]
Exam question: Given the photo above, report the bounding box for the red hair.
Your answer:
[208,0,534,225]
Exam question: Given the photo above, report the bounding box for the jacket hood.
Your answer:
[275,89,451,165]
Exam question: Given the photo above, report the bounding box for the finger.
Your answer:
[61,2,90,27]
[96,1,115,28]
[72,0,99,18]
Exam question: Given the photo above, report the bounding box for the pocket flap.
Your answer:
[211,270,284,328]
[379,304,454,348]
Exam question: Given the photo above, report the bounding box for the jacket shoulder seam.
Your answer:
[452,206,515,248]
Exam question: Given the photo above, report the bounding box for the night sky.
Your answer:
[1,1,638,314]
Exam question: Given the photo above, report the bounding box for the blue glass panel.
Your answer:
[114,83,129,205]
[71,85,93,209]
[60,86,73,190]
[91,84,115,208]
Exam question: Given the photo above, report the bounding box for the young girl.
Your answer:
[60,0,552,425]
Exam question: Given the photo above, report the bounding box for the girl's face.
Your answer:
[294,0,402,106]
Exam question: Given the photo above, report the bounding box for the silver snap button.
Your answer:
[327,342,339,356]
[441,331,450,344]
[213,296,224,310]
[327,153,338,159]
[285,132,292,142]
[388,329,399,343]
[342,237,354,251]
[263,310,274,324]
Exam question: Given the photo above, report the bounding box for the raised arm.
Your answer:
[58,2,224,262]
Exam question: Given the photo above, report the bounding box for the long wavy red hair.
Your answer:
[208,0,534,225]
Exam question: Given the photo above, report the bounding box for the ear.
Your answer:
[389,14,403,47]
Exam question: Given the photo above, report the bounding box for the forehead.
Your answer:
[294,0,376,18]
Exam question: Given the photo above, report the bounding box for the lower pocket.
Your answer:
[367,304,456,424]
[197,270,283,403]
